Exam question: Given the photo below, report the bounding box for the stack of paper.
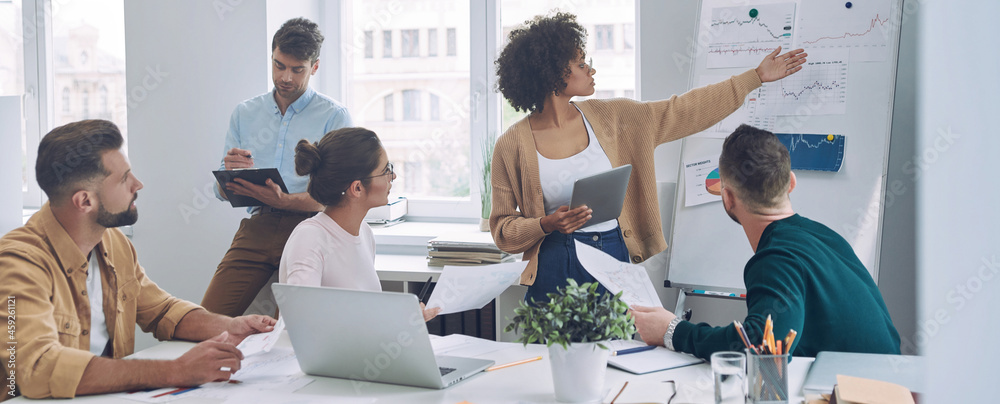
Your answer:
[427,232,514,266]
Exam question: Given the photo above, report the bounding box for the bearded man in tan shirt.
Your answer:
[0,120,276,400]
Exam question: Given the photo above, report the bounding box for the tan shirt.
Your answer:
[490,69,762,285]
[0,203,201,399]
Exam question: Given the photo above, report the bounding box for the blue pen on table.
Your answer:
[611,345,656,356]
[417,276,434,303]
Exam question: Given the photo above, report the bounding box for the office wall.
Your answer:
[124,0,269,349]
[918,2,999,402]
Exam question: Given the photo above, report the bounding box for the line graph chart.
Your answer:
[774,133,846,172]
[794,0,893,61]
[706,3,796,68]
[760,49,849,116]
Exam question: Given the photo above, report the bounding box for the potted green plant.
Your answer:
[479,131,496,232]
[505,279,635,403]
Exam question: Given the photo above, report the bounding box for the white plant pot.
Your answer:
[548,342,610,403]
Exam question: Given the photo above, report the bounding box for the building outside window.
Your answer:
[384,93,394,121]
[427,28,438,57]
[595,24,614,50]
[364,30,373,58]
[402,89,421,121]
[383,29,392,58]
[401,29,419,57]
[446,27,456,56]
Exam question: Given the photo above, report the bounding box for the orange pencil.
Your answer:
[783,330,797,354]
[486,356,542,371]
[762,315,773,353]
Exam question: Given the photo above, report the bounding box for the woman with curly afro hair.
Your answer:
[489,12,807,304]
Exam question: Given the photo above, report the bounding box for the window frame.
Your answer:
[322,1,636,220]
[401,28,419,58]
[21,0,52,209]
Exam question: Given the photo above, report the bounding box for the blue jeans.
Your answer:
[524,226,630,305]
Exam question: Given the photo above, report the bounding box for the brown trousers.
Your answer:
[201,210,312,317]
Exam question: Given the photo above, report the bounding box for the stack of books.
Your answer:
[427,231,514,267]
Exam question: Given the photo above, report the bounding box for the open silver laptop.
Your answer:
[271,283,494,389]
[802,351,923,395]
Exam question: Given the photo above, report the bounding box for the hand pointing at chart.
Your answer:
[756,47,808,83]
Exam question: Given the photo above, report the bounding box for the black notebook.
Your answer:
[212,168,289,207]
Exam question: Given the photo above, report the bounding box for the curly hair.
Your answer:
[495,12,587,114]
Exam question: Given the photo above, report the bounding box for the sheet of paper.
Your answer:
[793,0,891,62]
[426,261,527,315]
[429,334,512,357]
[237,316,285,356]
[683,156,722,207]
[705,2,797,69]
[574,241,661,308]
[760,48,850,116]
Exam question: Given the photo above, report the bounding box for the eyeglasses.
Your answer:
[361,162,395,182]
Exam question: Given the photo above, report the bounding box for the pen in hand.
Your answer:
[417,276,434,304]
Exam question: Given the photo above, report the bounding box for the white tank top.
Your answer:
[537,105,619,233]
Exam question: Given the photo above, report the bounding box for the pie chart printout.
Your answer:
[706,168,722,196]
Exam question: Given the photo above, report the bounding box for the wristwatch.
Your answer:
[663,317,682,351]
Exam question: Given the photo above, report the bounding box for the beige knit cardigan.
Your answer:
[490,69,763,285]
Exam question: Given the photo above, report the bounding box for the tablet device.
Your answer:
[212,168,289,207]
[569,164,632,227]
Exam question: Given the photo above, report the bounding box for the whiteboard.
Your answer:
[665,0,903,292]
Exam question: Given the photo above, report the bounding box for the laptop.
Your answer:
[271,283,495,389]
[802,351,923,395]
[569,164,632,227]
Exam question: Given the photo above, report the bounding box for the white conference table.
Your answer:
[12,332,814,403]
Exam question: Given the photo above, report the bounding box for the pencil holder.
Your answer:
[745,349,789,403]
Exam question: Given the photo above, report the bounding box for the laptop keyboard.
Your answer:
[439,367,457,376]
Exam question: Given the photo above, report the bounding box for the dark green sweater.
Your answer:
[671,214,900,360]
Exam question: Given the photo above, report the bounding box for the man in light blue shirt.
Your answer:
[202,17,353,316]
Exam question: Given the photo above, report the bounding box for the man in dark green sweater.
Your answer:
[632,125,900,360]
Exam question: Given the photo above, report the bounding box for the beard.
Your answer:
[97,194,139,228]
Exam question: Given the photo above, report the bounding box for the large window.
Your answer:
[3,0,126,208]
[343,0,470,199]
[500,1,636,131]
[335,1,635,217]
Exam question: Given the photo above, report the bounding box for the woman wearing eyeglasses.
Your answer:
[278,127,440,321]
[491,12,806,304]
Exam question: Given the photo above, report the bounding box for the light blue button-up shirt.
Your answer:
[215,87,353,211]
